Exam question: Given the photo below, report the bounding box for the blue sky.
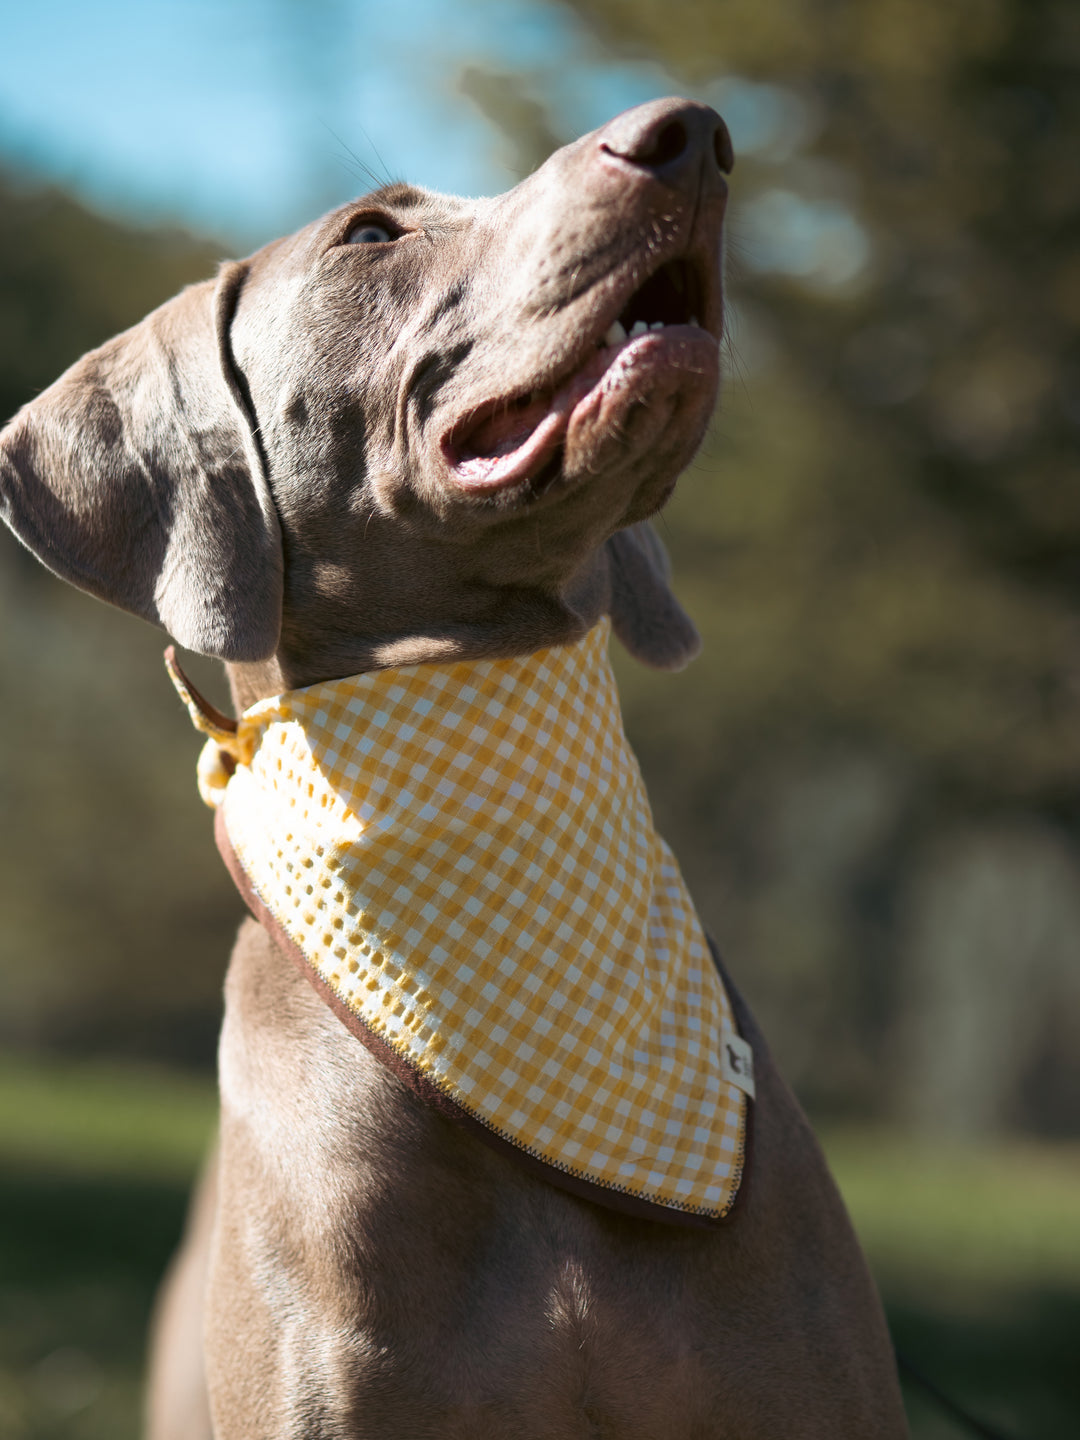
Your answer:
[1,1,866,288]
[0,0,684,246]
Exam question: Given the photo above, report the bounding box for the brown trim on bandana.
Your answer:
[705,936,755,1224]
[215,807,752,1230]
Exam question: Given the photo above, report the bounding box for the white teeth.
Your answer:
[630,320,649,337]
[604,319,628,347]
[650,321,665,331]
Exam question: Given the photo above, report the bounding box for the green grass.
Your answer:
[823,1126,1080,1293]
[0,1051,1077,1438]
[823,1129,1080,1440]
[0,1055,214,1183]
[0,1054,212,1440]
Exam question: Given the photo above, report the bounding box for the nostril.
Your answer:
[604,117,690,170]
[648,119,689,167]
[713,123,734,175]
[599,102,731,181]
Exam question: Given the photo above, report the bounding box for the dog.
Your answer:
[0,99,907,1438]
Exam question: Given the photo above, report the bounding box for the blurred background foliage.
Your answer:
[0,172,241,1066]
[0,0,1078,1434]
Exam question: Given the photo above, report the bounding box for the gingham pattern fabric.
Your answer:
[173,621,749,1219]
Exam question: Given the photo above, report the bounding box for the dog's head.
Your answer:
[0,99,731,696]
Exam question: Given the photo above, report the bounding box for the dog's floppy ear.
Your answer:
[0,262,283,661]
[605,522,701,671]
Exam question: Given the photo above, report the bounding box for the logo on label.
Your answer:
[720,1033,755,1099]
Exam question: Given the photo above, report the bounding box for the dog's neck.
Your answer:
[224,549,613,715]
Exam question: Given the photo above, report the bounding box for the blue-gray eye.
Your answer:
[346,222,393,244]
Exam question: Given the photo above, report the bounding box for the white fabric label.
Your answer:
[721,1032,755,1099]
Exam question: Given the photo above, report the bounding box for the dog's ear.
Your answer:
[605,522,701,671]
[0,262,283,661]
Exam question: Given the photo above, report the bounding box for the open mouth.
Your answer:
[442,258,712,495]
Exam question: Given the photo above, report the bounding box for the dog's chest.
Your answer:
[216,944,742,1439]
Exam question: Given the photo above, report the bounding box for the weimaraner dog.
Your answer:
[0,99,906,1438]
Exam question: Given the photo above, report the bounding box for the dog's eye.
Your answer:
[345,220,396,245]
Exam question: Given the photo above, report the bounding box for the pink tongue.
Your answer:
[461,395,551,461]
[450,346,617,490]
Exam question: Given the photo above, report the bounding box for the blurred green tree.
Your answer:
[0,171,223,426]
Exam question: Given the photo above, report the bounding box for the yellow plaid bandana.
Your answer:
[169,621,752,1222]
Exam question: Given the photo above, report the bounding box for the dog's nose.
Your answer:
[598,99,734,188]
